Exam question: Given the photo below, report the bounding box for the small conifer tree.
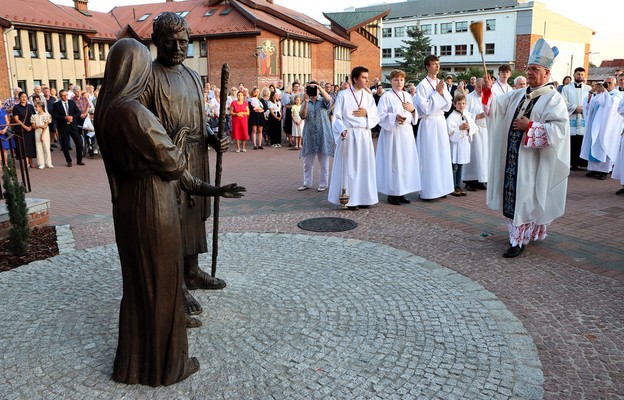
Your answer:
[2,157,30,256]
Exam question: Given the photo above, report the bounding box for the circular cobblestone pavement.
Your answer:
[0,233,543,399]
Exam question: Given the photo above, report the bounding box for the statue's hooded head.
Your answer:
[152,12,192,67]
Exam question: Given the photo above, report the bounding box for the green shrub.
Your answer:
[2,158,30,256]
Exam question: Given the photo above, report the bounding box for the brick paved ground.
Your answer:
[10,140,624,398]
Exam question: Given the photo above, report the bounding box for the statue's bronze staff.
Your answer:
[211,63,229,277]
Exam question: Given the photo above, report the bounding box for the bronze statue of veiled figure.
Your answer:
[95,38,199,386]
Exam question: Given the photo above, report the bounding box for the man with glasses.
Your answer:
[482,39,570,258]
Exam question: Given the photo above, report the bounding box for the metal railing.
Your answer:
[0,129,32,199]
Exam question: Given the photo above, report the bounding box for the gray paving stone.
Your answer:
[1,233,543,399]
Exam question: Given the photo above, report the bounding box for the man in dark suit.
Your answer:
[52,89,84,167]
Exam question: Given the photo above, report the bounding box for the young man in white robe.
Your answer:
[328,66,380,209]
[463,78,489,191]
[447,93,477,196]
[414,55,454,200]
[491,64,513,97]
[561,67,591,171]
[581,77,623,180]
[612,95,624,195]
[483,38,570,258]
[375,69,420,205]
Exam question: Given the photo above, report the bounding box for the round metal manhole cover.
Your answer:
[297,217,358,232]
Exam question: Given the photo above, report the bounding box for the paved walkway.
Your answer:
[3,142,623,399]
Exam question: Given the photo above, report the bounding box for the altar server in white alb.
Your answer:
[446,92,477,197]
[375,69,420,205]
[612,93,624,195]
[414,54,454,200]
[483,38,570,258]
[491,64,513,97]
[463,78,489,191]
[328,66,380,210]
[581,77,623,180]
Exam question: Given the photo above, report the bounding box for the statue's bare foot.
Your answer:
[186,270,227,291]
[179,357,200,381]
[184,287,203,315]
[185,314,202,328]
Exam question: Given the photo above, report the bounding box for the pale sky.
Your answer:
[54,0,620,65]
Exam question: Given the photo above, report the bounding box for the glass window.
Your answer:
[382,48,392,58]
[455,44,467,56]
[44,33,53,58]
[200,41,207,57]
[406,25,417,34]
[88,44,95,60]
[485,43,495,55]
[13,30,23,57]
[440,45,452,56]
[394,26,405,37]
[455,21,468,33]
[176,11,190,18]
[48,80,57,90]
[394,48,405,58]
[98,43,105,60]
[138,13,150,21]
[382,28,391,38]
[440,23,452,34]
[59,34,67,59]
[17,80,27,94]
[63,79,70,90]
[28,31,39,58]
[420,24,432,35]
[72,35,80,59]
[76,79,83,89]
[186,42,194,58]
[486,19,496,31]
[204,9,217,17]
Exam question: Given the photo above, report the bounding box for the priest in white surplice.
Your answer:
[581,77,623,180]
[483,38,570,258]
[612,93,624,195]
[328,66,380,209]
[414,55,454,200]
[463,78,489,191]
[560,67,591,170]
[376,69,420,205]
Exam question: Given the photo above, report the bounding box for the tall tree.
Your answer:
[397,26,432,83]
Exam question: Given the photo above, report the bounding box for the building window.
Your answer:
[186,42,194,58]
[394,48,405,58]
[44,33,53,58]
[485,43,495,55]
[76,79,83,89]
[13,30,23,57]
[88,44,95,60]
[382,28,391,38]
[204,9,217,17]
[200,41,207,57]
[59,34,67,59]
[455,44,467,56]
[138,13,150,21]
[63,79,70,90]
[98,43,105,60]
[72,35,80,59]
[430,46,436,54]
[455,21,468,32]
[17,80,27,94]
[382,48,392,58]
[440,23,452,34]
[28,31,39,58]
[394,26,405,37]
[486,19,496,31]
[48,79,57,90]
[470,44,474,55]
[406,25,417,34]
[440,45,452,56]
[176,11,190,18]
[420,24,432,35]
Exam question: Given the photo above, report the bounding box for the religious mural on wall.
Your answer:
[258,40,277,77]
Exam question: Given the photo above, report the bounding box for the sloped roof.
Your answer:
[356,0,520,19]
[323,11,387,32]
[59,6,120,41]
[0,0,96,33]
[587,67,621,82]
[236,0,356,48]
[234,1,322,42]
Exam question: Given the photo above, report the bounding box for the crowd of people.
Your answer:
[1,83,100,168]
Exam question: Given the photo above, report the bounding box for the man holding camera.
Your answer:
[297,81,334,192]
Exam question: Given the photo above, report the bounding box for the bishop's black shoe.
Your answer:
[388,195,401,205]
[503,245,524,258]
[398,195,411,204]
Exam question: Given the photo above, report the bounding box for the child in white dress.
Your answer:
[30,101,53,168]
[291,96,304,149]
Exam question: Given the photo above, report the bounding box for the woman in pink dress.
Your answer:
[230,90,249,152]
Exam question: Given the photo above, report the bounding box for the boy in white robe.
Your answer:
[328,66,380,209]
[447,93,477,196]
[375,69,420,205]
[483,38,570,258]
[414,55,454,200]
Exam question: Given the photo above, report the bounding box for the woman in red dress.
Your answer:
[230,90,249,152]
